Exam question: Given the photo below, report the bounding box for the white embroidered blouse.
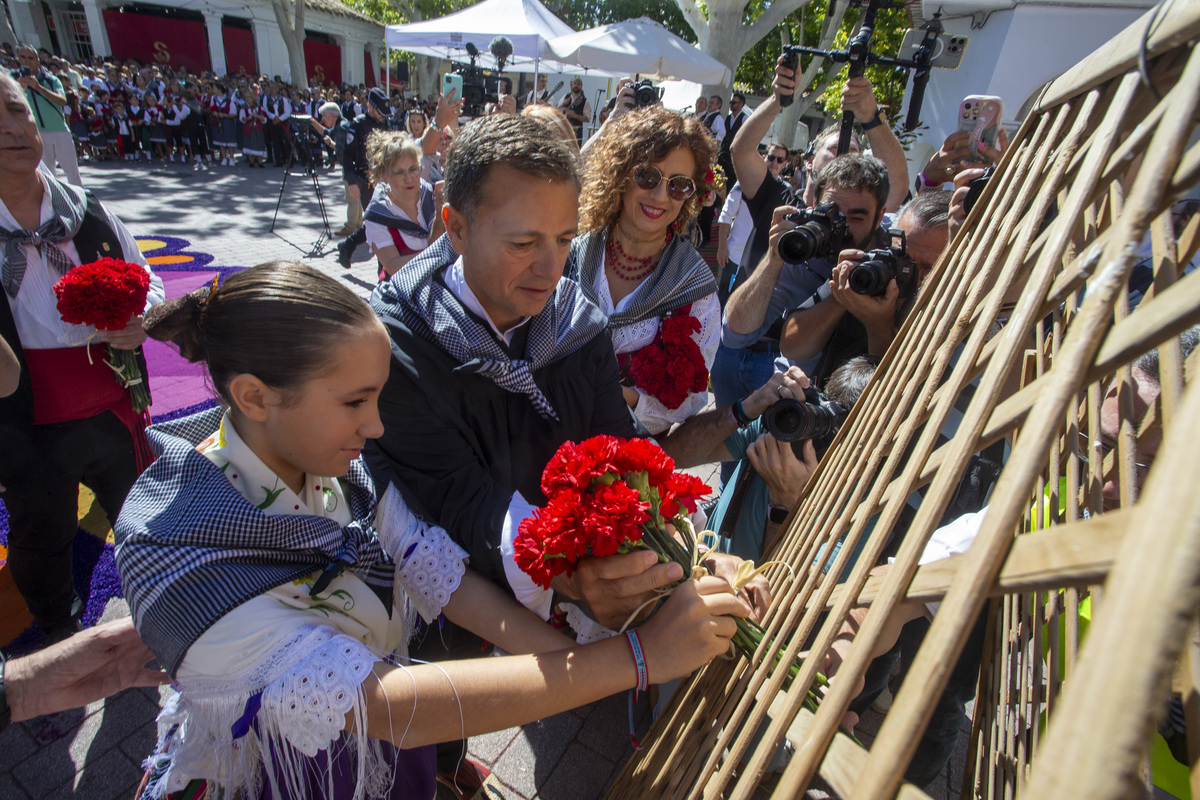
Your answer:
[147,413,467,800]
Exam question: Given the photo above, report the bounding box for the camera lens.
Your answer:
[635,85,658,107]
[848,258,895,296]
[763,399,806,441]
[777,220,828,263]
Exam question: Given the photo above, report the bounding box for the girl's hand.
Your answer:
[637,575,750,684]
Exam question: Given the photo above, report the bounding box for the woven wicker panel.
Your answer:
[606,2,1200,798]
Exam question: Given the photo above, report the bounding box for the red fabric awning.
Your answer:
[222,26,257,76]
[103,10,211,73]
[304,39,341,87]
[364,50,376,88]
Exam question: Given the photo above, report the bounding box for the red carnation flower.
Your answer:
[613,438,676,488]
[51,257,153,414]
[627,312,709,410]
[54,257,150,331]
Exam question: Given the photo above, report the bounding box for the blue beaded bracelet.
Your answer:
[625,630,649,694]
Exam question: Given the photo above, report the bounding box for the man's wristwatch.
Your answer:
[768,504,790,525]
[860,108,885,131]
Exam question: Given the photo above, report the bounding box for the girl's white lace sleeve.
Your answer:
[374,483,468,622]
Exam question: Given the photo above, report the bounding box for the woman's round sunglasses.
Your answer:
[632,165,697,201]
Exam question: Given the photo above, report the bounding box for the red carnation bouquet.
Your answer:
[53,257,152,413]
[626,312,709,410]
[516,435,826,707]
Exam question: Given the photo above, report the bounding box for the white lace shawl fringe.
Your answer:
[141,626,397,800]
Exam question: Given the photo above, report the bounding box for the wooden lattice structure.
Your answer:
[607,3,1200,798]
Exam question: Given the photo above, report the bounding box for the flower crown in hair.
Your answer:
[702,165,726,207]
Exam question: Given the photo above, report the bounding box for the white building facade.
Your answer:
[902,0,1157,176]
[7,0,385,86]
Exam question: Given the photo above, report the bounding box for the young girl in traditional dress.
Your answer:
[118,261,745,800]
[239,87,267,168]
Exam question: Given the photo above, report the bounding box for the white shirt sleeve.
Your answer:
[500,491,554,620]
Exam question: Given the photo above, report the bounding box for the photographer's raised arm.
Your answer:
[724,206,795,340]
[731,58,790,204]
[841,77,908,212]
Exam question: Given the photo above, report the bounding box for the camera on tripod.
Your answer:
[848,228,918,298]
[762,385,848,459]
[777,201,849,263]
[629,79,663,108]
[287,113,321,170]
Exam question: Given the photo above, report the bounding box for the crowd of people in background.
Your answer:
[4,22,1199,800]
[1,40,437,179]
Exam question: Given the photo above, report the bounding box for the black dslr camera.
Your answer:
[777,201,849,263]
[762,385,848,459]
[629,79,663,108]
[848,228,919,298]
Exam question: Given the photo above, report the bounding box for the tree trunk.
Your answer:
[676,0,814,97]
[270,0,308,90]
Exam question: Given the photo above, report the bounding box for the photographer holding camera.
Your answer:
[694,358,876,560]
[779,189,952,383]
[723,154,892,384]
[712,54,910,438]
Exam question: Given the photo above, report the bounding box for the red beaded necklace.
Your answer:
[606,229,671,281]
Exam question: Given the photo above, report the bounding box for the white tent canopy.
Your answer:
[547,17,732,86]
[384,0,579,72]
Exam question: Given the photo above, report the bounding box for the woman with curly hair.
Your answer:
[363,131,444,281]
[565,105,722,434]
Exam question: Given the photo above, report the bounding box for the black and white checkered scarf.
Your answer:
[565,229,717,331]
[114,407,394,678]
[370,234,606,421]
[363,181,436,239]
[0,170,88,298]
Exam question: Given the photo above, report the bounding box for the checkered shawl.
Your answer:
[114,407,395,678]
[0,170,88,298]
[565,230,717,330]
[370,234,607,421]
[363,181,436,239]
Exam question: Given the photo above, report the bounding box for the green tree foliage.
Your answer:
[812,5,909,121]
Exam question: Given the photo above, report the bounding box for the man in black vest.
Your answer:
[703,95,727,145]
[262,81,292,167]
[719,93,749,184]
[0,74,164,643]
[557,77,591,145]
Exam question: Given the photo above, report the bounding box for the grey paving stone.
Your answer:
[469,726,521,764]
[11,732,73,798]
[538,742,616,800]
[43,747,141,800]
[520,711,584,774]
[575,693,637,763]
[118,719,160,766]
[490,732,539,798]
[0,773,31,800]
[0,722,40,769]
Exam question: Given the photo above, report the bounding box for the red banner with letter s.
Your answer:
[304,40,341,87]
[103,10,211,73]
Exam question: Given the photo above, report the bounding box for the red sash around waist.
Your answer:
[24,345,154,471]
